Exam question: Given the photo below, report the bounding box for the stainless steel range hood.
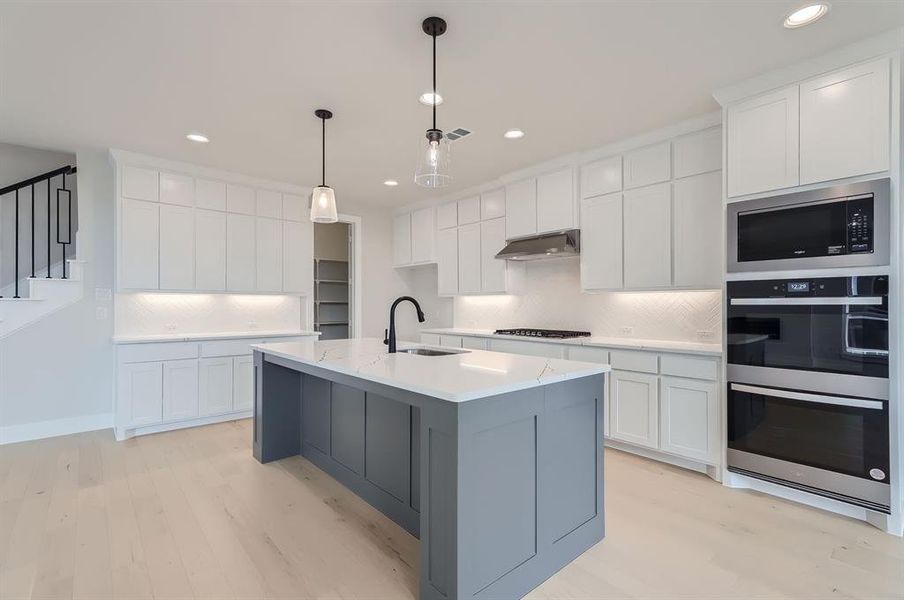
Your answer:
[495,230,580,261]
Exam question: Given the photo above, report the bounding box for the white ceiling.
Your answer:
[1,1,902,207]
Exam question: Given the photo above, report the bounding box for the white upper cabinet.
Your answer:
[480,217,507,293]
[282,193,306,222]
[480,189,506,220]
[457,196,481,225]
[580,193,623,291]
[623,183,671,289]
[673,127,721,179]
[726,86,800,197]
[121,198,159,290]
[673,172,721,289]
[436,227,459,296]
[121,166,158,202]
[195,209,227,291]
[255,217,283,292]
[283,220,313,295]
[159,173,194,207]
[159,204,195,290]
[393,213,412,266]
[581,156,622,199]
[505,178,537,239]
[256,190,282,219]
[457,222,482,294]
[226,183,256,215]
[799,57,890,185]
[410,207,436,263]
[437,202,457,229]
[226,213,255,291]
[536,168,576,233]
[624,142,670,189]
[195,179,226,211]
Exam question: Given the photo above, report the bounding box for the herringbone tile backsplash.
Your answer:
[454,259,722,342]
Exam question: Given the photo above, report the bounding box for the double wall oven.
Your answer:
[726,275,890,512]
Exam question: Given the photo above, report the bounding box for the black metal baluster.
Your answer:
[14,189,20,297]
[31,184,35,277]
[57,172,71,279]
[46,178,51,278]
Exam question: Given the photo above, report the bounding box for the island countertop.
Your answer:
[252,337,609,402]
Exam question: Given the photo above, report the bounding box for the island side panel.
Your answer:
[253,350,302,463]
[454,374,606,600]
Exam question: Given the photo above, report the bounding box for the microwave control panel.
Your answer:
[846,196,874,254]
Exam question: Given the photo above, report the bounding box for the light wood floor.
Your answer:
[1,420,901,600]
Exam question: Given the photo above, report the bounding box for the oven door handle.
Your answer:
[730,383,885,410]
[730,297,884,306]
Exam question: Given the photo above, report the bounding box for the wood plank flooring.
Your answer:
[0,419,901,600]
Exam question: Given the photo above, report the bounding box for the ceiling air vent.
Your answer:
[445,127,472,142]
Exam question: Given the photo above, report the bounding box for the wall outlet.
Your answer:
[248,321,258,330]
[696,330,714,340]
[94,287,112,302]
[165,323,177,331]
[619,326,634,336]
[95,306,108,321]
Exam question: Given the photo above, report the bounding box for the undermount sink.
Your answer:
[397,347,469,357]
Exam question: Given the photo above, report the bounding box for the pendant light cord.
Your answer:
[321,115,326,187]
[432,32,437,131]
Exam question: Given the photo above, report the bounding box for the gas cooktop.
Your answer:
[493,328,592,339]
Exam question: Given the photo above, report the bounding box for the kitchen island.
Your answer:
[252,338,609,600]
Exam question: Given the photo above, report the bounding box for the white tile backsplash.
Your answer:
[454,259,721,342]
[115,292,305,336]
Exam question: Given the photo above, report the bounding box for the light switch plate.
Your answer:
[619,326,634,336]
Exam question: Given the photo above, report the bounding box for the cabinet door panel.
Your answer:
[282,193,305,222]
[458,196,481,225]
[195,179,226,211]
[800,57,890,185]
[256,217,283,292]
[727,86,799,197]
[411,207,436,263]
[365,394,410,502]
[233,355,254,411]
[437,203,457,229]
[122,166,158,202]
[195,209,227,291]
[624,142,670,189]
[302,376,331,454]
[159,173,194,206]
[121,198,159,289]
[256,190,282,219]
[581,156,622,198]
[488,338,565,359]
[461,336,489,350]
[331,383,365,475]
[580,193,622,290]
[481,188,506,220]
[536,168,575,233]
[505,179,537,239]
[673,172,721,289]
[226,213,255,291]
[163,359,199,422]
[393,213,412,266]
[120,362,163,427]
[673,127,721,178]
[660,376,717,463]
[159,203,194,290]
[436,228,458,296]
[457,222,482,294]
[623,183,671,289]
[283,220,313,294]
[199,357,234,416]
[480,217,506,293]
[609,370,658,448]
[226,184,255,215]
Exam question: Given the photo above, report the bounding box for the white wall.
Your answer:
[0,148,115,441]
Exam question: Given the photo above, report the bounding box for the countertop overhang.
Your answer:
[253,338,609,403]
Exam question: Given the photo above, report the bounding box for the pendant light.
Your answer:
[414,16,451,188]
[311,108,338,223]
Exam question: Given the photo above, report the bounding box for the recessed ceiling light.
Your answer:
[784,3,830,28]
[419,92,443,106]
[186,132,209,143]
[504,129,525,139]
[383,180,399,187]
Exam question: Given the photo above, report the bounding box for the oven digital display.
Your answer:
[788,281,810,293]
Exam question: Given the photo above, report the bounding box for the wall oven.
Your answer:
[727,179,889,273]
[727,275,890,513]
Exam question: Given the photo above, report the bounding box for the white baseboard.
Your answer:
[605,438,720,481]
[115,410,252,441]
[0,412,113,445]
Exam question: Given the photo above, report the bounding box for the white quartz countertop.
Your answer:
[253,338,609,403]
[420,328,722,356]
[113,330,320,344]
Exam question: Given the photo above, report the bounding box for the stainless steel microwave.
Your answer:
[727,179,889,273]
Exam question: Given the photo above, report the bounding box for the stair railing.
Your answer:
[0,165,77,298]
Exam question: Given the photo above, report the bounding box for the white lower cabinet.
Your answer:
[461,336,488,350]
[609,370,659,449]
[233,356,254,411]
[163,359,199,421]
[420,333,441,346]
[199,357,234,416]
[120,362,163,427]
[659,376,718,463]
[439,335,464,348]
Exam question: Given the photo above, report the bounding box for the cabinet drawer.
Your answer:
[609,350,658,373]
[200,338,259,357]
[439,335,463,348]
[489,338,566,359]
[461,336,489,351]
[566,346,609,364]
[118,342,199,363]
[420,333,441,346]
[660,354,718,381]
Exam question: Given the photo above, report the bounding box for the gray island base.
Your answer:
[252,339,608,600]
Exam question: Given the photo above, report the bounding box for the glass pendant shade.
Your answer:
[414,135,452,188]
[310,185,338,223]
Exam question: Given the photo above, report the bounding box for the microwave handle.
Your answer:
[730,383,884,410]
[730,297,883,306]
[843,314,890,357]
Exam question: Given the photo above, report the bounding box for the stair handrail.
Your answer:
[0,165,77,196]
